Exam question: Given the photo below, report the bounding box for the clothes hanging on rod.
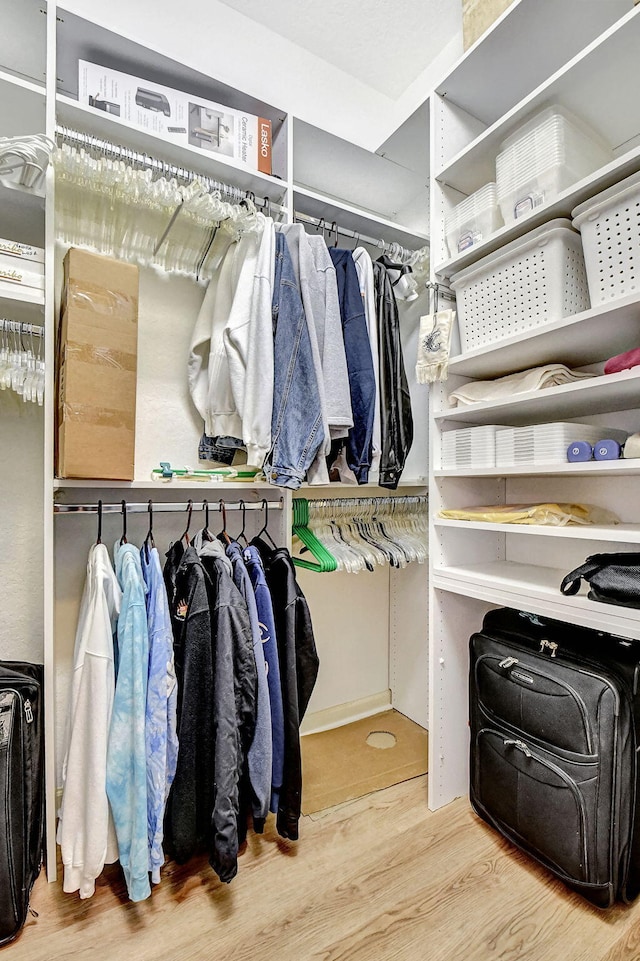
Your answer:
[56,496,317,898]
[0,320,45,404]
[292,209,429,266]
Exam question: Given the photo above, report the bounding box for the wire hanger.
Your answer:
[143,499,154,560]
[120,499,128,545]
[96,499,103,545]
[256,498,279,549]
[181,499,193,545]
[236,499,248,547]
[219,499,232,546]
[201,498,214,541]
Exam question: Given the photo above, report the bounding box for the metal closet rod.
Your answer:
[54,498,284,515]
[292,209,427,260]
[1,319,44,336]
[55,124,266,205]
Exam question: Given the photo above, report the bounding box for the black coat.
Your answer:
[252,538,319,841]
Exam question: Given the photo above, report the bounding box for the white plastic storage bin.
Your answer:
[496,105,611,225]
[441,425,505,470]
[445,183,503,257]
[450,219,590,352]
[572,170,640,306]
[495,422,627,467]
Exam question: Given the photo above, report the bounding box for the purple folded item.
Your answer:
[605,347,640,375]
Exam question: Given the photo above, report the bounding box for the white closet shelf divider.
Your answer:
[434,5,640,195]
[434,461,640,479]
[436,367,640,426]
[55,95,289,201]
[434,518,640,544]
[432,560,640,641]
[292,185,430,249]
[447,293,640,380]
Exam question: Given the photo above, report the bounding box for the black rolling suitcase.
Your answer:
[469,608,640,908]
[0,662,44,945]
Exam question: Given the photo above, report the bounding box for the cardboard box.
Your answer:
[56,249,138,480]
[79,60,273,175]
[463,0,515,50]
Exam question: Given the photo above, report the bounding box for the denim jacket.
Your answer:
[263,231,325,489]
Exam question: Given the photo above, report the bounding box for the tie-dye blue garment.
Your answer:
[141,545,179,884]
[107,542,151,902]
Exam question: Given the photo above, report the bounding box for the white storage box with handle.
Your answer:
[572,169,640,306]
[496,105,611,225]
[445,183,503,257]
[450,218,590,353]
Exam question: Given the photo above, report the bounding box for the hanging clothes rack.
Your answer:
[424,281,455,311]
[54,498,284,515]
[55,124,260,205]
[0,319,44,337]
[292,209,429,264]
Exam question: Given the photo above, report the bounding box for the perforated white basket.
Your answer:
[450,219,590,352]
[572,170,640,306]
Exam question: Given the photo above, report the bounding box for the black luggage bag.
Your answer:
[0,662,44,945]
[469,608,640,908]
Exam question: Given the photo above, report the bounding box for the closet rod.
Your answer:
[56,124,256,204]
[54,499,283,515]
[292,209,429,260]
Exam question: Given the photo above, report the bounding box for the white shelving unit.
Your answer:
[428,2,640,813]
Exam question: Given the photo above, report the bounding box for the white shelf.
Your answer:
[435,6,640,195]
[432,560,640,641]
[293,185,429,250]
[53,478,274,490]
[447,294,640,380]
[56,95,289,201]
[0,68,46,139]
[435,0,629,133]
[436,145,640,278]
[436,368,640,427]
[434,518,640,544]
[434,460,640,479]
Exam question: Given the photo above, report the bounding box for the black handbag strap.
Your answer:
[560,557,605,595]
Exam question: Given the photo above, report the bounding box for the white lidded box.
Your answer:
[442,425,506,470]
[445,183,503,257]
[496,105,611,225]
[495,422,627,466]
[572,169,640,307]
[450,218,590,353]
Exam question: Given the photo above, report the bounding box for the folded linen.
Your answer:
[448,363,593,407]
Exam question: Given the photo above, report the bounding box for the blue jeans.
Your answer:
[263,232,325,489]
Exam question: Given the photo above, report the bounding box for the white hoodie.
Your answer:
[188,216,275,468]
[57,543,121,899]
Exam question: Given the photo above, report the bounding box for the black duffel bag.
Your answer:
[561,553,640,609]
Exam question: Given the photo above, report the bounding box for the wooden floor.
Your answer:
[10,776,640,961]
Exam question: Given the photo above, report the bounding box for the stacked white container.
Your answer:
[445,183,503,256]
[441,425,506,470]
[495,422,627,467]
[496,105,611,225]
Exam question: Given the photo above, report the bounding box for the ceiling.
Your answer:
[217,0,462,99]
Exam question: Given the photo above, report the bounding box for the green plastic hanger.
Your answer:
[292,498,338,572]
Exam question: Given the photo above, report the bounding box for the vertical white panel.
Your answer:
[389,562,429,728]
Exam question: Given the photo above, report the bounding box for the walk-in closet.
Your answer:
[3,1,640,958]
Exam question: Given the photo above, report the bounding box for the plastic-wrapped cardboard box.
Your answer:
[56,249,138,480]
[463,0,515,50]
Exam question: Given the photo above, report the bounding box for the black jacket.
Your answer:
[253,538,319,841]
[163,543,215,865]
[198,541,257,883]
[373,259,414,489]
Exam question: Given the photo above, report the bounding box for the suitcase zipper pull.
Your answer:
[539,639,558,657]
[504,738,532,758]
[24,699,33,724]
[499,657,518,669]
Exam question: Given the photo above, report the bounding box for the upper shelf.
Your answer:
[0,70,46,140]
[292,186,429,250]
[434,518,640,545]
[56,96,289,201]
[435,6,640,195]
[0,0,47,92]
[433,460,640,479]
[435,0,630,133]
[447,294,640,380]
[436,368,640,427]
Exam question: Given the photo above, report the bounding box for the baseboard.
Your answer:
[301,690,392,736]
